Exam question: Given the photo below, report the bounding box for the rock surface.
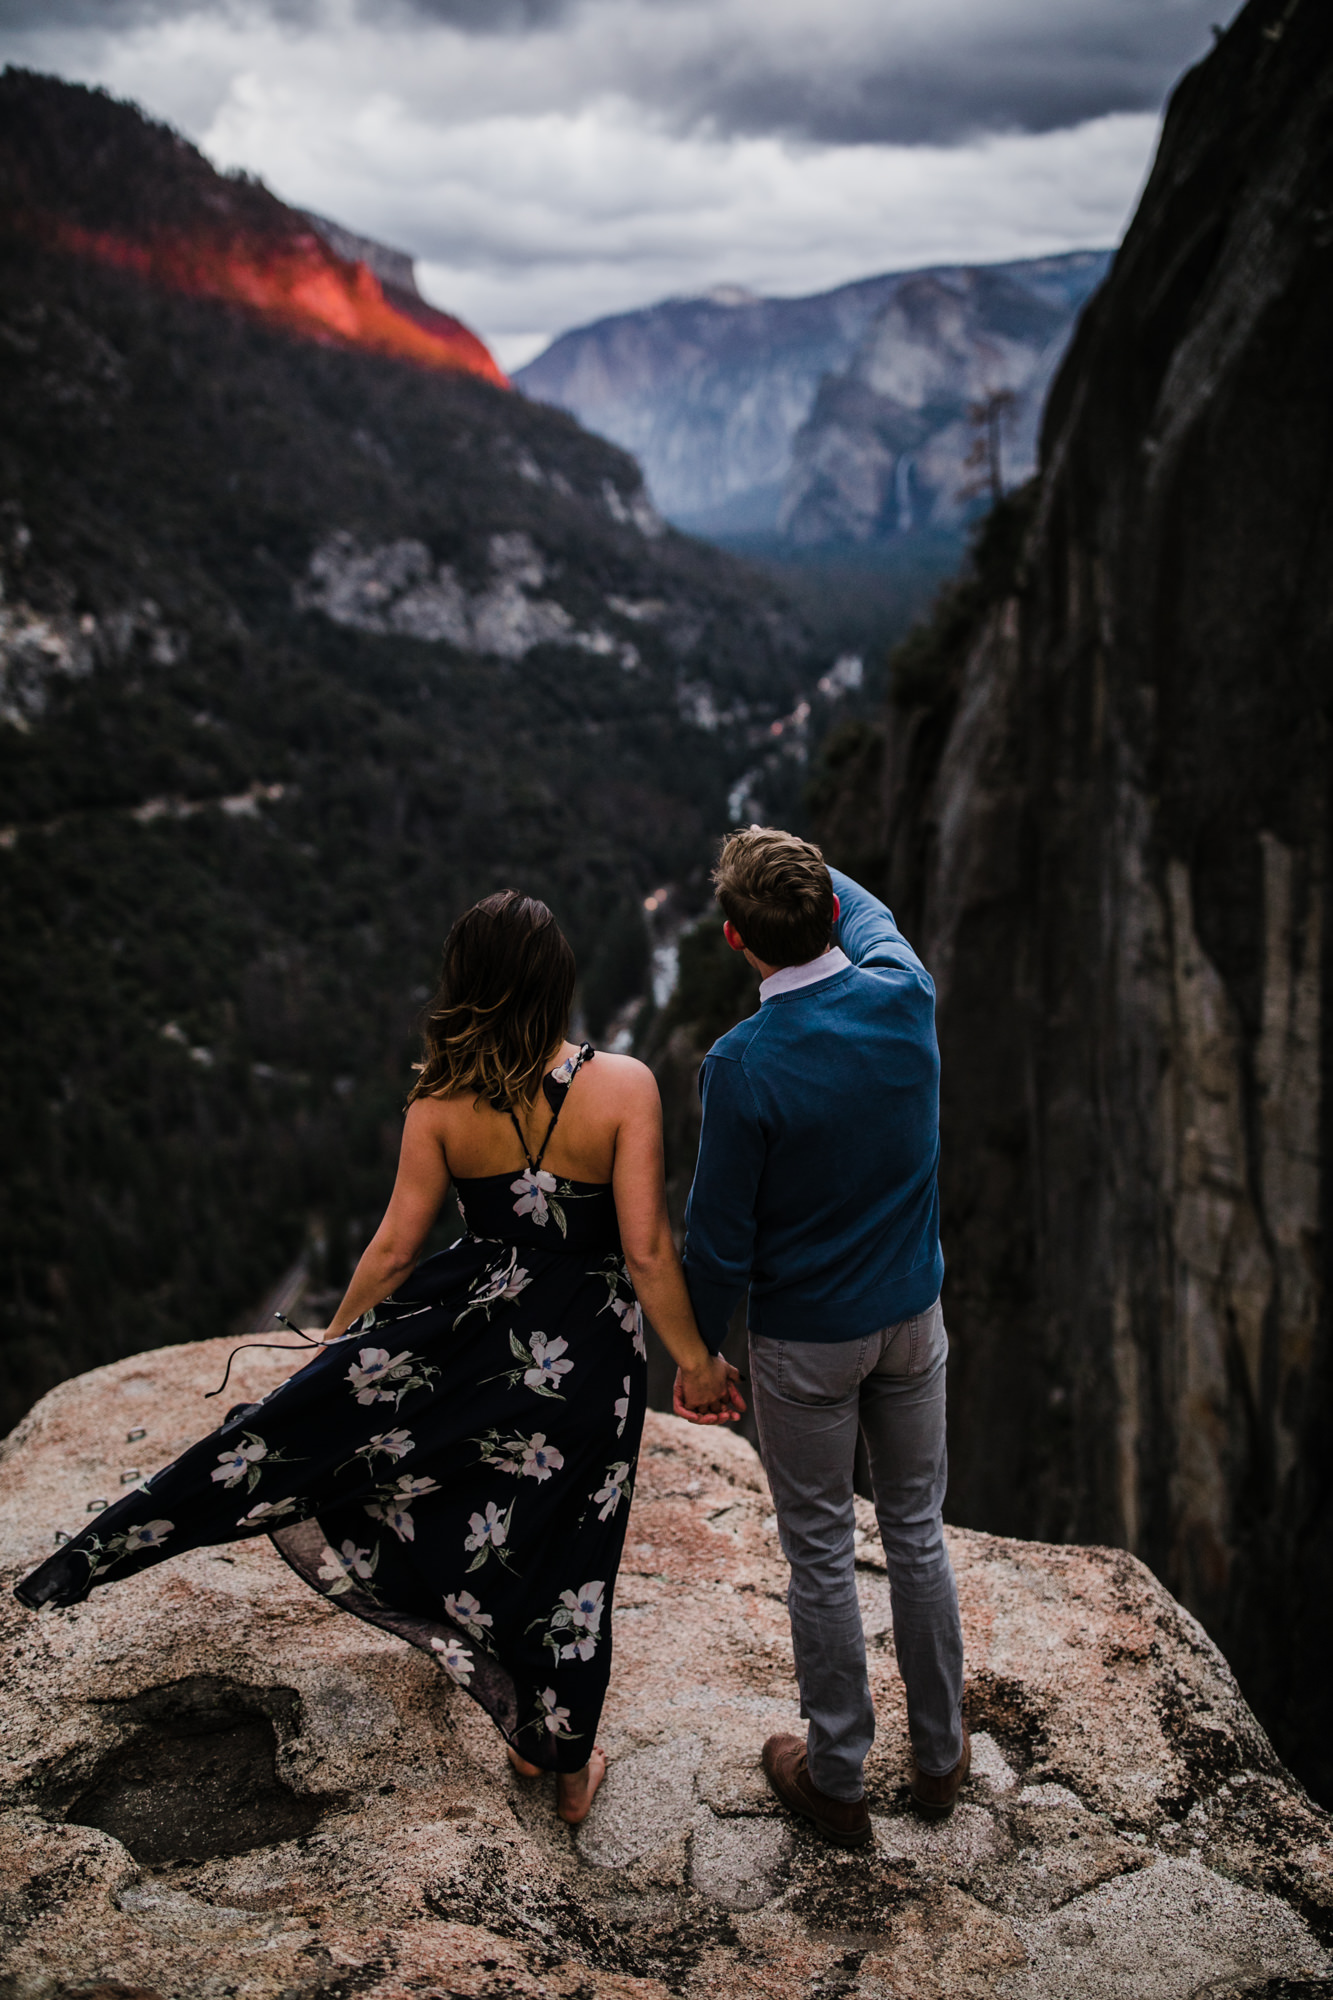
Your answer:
[809,0,1333,1806]
[2,1338,1330,1998]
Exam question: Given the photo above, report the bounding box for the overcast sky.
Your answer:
[1,0,1229,368]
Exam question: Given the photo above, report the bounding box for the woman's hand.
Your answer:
[673,1355,746,1425]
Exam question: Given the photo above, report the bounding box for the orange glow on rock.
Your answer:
[53,220,508,387]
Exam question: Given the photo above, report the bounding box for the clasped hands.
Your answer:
[673,1351,747,1426]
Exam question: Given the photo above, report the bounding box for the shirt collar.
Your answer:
[759,945,850,1004]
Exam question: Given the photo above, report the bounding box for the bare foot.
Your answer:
[506,1745,542,1779]
[556,1745,607,1826]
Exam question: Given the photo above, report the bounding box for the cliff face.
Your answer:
[779,257,1109,546]
[515,255,1107,539]
[1,1340,1330,1997]
[812,0,1333,1803]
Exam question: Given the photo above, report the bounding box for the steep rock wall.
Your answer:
[813,0,1333,1802]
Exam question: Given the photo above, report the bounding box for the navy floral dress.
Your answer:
[16,1047,649,1773]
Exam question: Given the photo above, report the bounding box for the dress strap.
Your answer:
[508,1043,595,1173]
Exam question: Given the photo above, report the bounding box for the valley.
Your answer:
[0,69,832,1431]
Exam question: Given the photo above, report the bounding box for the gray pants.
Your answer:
[750,1298,965,1801]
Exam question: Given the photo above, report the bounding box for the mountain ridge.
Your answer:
[516,249,1111,539]
[0,66,506,386]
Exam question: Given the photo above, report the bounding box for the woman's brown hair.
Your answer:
[408,891,576,1110]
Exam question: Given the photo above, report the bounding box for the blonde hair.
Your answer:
[408,891,576,1110]
[712,825,835,967]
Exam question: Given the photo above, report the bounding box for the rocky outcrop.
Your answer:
[516,256,1107,539]
[1,1338,1330,1999]
[811,0,1333,1805]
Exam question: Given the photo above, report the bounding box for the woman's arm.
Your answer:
[612,1064,745,1420]
[322,1100,452,1341]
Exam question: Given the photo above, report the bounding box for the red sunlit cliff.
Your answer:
[52,220,508,387]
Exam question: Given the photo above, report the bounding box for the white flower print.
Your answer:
[365,1497,414,1541]
[484,1329,576,1400]
[524,1333,573,1395]
[511,1165,558,1225]
[80,1517,177,1581]
[611,1293,648,1360]
[540,1687,574,1738]
[521,1434,564,1482]
[338,1427,417,1478]
[211,1432,268,1491]
[430,1635,475,1685]
[345,1348,407,1402]
[239,1495,302,1525]
[532,1578,608,1663]
[344,1347,438,1410]
[368,1428,414,1460]
[463,1499,515,1573]
[549,1051,579,1087]
[444,1590,494,1642]
[474,1427,564,1478]
[364,1473,440,1544]
[465,1502,507,1552]
[121,1519,174,1554]
[593,1462,631,1523]
[393,1474,440,1501]
[454,1248,533,1329]
[316,1539,379,1596]
[614,1377,630,1438]
[595,1259,646,1355]
[561,1579,605,1633]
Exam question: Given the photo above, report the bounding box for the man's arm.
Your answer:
[829,865,932,984]
[681,1053,766,1354]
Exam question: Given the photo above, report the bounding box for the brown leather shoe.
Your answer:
[762,1734,871,1848]
[908,1723,971,1819]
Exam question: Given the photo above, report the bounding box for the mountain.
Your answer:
[0,69,826,1431]
[515,252,1109,541]
[808,0,1333,1803]
[0,69,506,386]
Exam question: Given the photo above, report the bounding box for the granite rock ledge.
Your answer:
[0,1338,1330,1999]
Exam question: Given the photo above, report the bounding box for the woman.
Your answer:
[16,891,742,1825]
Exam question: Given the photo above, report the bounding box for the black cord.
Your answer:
[203,1311,322,1399]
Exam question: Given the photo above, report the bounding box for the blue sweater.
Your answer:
[682,868,944,1349]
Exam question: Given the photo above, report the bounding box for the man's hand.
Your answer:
[673,1355,747,1425]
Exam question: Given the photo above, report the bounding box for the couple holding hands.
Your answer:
[19,826,967,1842]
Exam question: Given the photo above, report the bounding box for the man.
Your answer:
[675,825,967,1845]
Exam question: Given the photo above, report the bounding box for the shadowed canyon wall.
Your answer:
[812,0,1333,1802]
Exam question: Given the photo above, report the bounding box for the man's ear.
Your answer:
[831,893,840,925]
[723,920,747,953]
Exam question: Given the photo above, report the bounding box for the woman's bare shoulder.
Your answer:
[586,1050,660,1103]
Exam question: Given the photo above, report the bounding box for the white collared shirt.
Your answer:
[758,945,850,1004]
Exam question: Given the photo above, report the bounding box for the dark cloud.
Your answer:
[360,0,571,25]
[667,19,1226,146]
[600,0,1231,147]
[0,0,314,27]
[0,0,566,29]
[0,0,1232,149]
